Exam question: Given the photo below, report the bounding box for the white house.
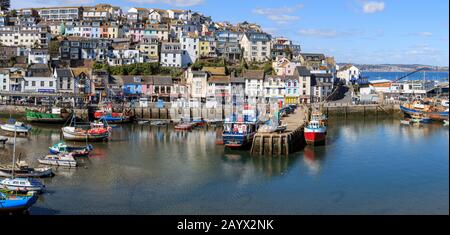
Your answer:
[185,68,208,100]
[311,73,334,103]
[28,49,50,64]
[272,56,301,76]
[160,42,182,68]
[180,33,199,67]
[243,70,265,103]
[295,66,312,104]
[108,49,140,66]
[0,69,9,92]
[240,32,271,62]
[264,75,285,104]
[337,64,360,84]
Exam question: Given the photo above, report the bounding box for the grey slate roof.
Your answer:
[55,68,73,78]
[296,66,311,76]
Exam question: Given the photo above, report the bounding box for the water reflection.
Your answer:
[302,146,326,175]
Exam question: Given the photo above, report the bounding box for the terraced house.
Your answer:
[240,32,271,62]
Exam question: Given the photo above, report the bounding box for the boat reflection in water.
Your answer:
[302,146,326,176]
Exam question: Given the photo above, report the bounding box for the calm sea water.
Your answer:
[363,71,449,82]
[0,116,448,214]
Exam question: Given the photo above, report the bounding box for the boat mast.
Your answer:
[11,126,17,179]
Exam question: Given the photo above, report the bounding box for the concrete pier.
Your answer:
[250,107,309,156]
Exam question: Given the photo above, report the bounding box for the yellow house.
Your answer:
[199,40,210,58]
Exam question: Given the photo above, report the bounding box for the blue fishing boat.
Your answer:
[222,122,259,148]
[98,114,131,124]
[0,191,38,213]
[400,100,449,121]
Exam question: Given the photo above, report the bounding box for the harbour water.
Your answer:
[0,117,448,214]
[363,71,449,82]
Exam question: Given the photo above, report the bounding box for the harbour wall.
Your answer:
[1,103,403,121]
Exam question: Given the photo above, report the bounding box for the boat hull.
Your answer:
[62,128,109,142]
[0,168,53,178]
[0,193,37,213]
[0,125,30,134]
[400,105,449,121]
[304,127,327,145]
[223,133,255,148]
[37,159,77,167]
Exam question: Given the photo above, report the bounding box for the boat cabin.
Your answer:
[223,122,257,135]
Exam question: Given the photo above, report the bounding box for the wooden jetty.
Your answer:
[251,106,310,156]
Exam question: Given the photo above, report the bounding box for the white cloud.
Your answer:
[363,1,385,14]
[298,29,360,38]
[253,4,303,24]
[417,32,433,37]
[127,0,204,7]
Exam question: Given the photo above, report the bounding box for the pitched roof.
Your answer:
[208,75,230,84]
[230,76,245,83]
[55,68,73,77]
[242,70,264,80]
[202,67,226,76]
[151,76,172,85]
[295,66,311,76]
[71,67,92,77]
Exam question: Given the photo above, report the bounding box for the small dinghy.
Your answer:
[137,120,150,125]
[443,120,449,126]
[400,119,411,125]
[0,190,38,213]
[49,141,93,157]
[151,120,169,126]
[38,154,77,167]
[174,123,194,131]
[0,178,45,193]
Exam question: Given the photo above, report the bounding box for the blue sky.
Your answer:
[12,0,450,66]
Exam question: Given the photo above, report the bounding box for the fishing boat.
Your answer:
[98,113,131,124]
[174,123,195,131]
[150,120,168,126]
[38,154,77,167]
[49,141,93,157]
[400,99,449,121]
[0,126,45,193]
[0,161,53,178]
[0,120,32,135]
[0,190,38,213]
[25,108,70,123]
[192,118,206,127]
[222,121,259,148]
[94,104,131,124]
[62,115,111,142]
[304,112,327,145]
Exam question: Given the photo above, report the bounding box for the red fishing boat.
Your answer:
[304,112,327,145]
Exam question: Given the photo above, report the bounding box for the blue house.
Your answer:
[121,76,144,96]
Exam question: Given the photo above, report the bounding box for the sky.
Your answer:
[11,0,450,66]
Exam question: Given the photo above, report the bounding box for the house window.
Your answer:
[40,81,44,87]
[49,81,53,87]
[31,81,36,87]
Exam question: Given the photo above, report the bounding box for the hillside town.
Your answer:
[0,1,447,108]
[0,2,357,106]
